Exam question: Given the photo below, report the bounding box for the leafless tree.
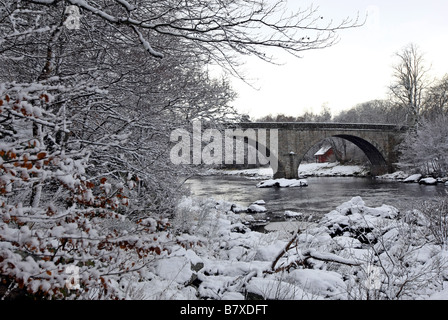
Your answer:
[389,43,431,128]
[423,74,448,120]
[333,100,407,125]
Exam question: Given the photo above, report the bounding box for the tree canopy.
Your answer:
[0,0,359,299]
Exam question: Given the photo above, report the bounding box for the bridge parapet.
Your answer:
[233,122,408,132]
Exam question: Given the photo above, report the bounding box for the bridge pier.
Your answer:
[274,153,301,179]
[370,165,390,176]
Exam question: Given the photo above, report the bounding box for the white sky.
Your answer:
[231,0,448,119]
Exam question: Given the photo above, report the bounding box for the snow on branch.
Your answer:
[115,0,136,12]
[302,249,361,266]
[131,26,164,59]
[26,0,362,67]
[269,232,361,274]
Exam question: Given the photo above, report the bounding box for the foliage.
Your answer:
[0,0,358,299]
[398,114,448,176]
[0,85,170,299]
[417,198,448,248]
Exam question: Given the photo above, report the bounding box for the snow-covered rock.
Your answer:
[429,287,448,300]
[247,204,267,213]
[112,196,448,301]
[319,196,399,243]
[264,221,317,239]
[419,177,437,185]
[377,171,408,180]
[154,255,194,285]
[256,178,308,188]
[230,200,268,215]
[403,173,422,183]
[284,210,303,218]
[246,277,307,300]
[253,240,287,261]
[332,236,362,249]
[230,203,248,213]
[286,269,347,299]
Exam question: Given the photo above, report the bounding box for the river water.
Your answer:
[184,175,447,222]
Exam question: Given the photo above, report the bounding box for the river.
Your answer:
[183,175,447,222]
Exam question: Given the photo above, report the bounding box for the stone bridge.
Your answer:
[231,122,408,179]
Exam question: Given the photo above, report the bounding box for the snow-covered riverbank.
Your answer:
[206,162,369,179]
[113,196,448,300]
[206,163,448,187]
[378,171,448,185]
[80,164,448,300]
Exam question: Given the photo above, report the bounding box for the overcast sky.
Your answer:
[231,0,448,120]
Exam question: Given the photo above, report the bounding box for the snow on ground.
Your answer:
[376,171,409,180]
[206,162,369,179]
[114,196,448,300]
[404,173,423,183]
[298,162,369,177]
[379,171,448,186]
[207,164,448,187]
[204,167,273,178]
[112,165,448,300]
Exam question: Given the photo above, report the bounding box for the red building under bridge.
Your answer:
[314,145,335,163]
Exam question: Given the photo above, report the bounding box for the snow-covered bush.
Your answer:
[0,86,170,299]
[415,198,448,248]
[172,197,216,234]
[399,115,448,176]
[0,0,241,299]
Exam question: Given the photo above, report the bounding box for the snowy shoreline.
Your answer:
[378,171,448,185]
[121,196,448,300]
[204,162,448,186]
[70,163,447,300]
[205,162,370,179]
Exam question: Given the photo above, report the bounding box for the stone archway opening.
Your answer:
[333,134,387,175]
[220,134,282,177]
[298,135,388,177]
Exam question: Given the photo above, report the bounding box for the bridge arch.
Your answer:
[296,134,388,177]
[224,131,283,176]
[333,134,387,168]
